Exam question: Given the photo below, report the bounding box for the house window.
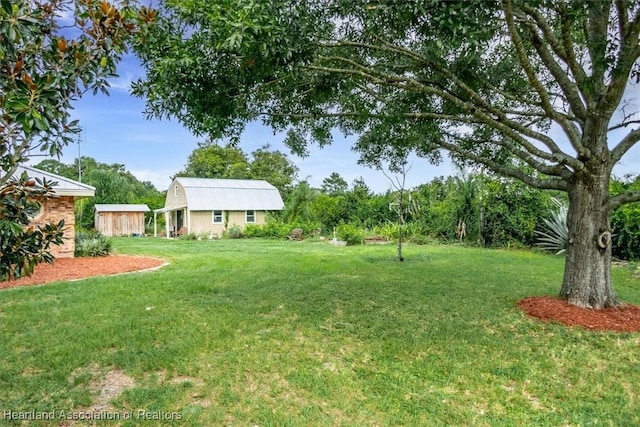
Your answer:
[174,184,179,197]
[246,210,255,223]
[213,210,223,223]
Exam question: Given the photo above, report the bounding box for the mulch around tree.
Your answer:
[517,296,640,333]
[0,255,167,290]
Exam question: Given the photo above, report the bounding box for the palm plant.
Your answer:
[535,198,568,254]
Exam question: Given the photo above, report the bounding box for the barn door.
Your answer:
[176,210,184,234]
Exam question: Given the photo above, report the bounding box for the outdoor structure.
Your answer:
[155,177,284,237]
[15,165,95,258]
[94,204,151,237]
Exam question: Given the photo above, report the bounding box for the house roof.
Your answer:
[15,165,95,197]
[173,177,284,211]
[95,204,151,213]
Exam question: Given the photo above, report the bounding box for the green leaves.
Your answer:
[535,198,569,255]
[0,174,64,281]
[1,0,143,184]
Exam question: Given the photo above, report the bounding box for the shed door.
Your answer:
[176,209,184,231]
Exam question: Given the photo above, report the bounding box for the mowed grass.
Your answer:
[0,238,639,426]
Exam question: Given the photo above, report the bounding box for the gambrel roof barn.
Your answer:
[155,177,284,237]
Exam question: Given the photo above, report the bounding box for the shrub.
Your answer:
[374,223,398,241]
[244,222,290,239]
[244,221,322,240]
[611,206,640,261]
[225,225,244,239]
[177,232,197,240]
[407,234,434,245]
[336,223,365,245]
[75,231,113,257]
[535,198,568,255]
[0,174,64,280]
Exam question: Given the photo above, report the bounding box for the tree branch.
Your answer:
[608,120,640,132]
[608,189,640,211]
[519,3,588,122]
[586,1,610,90]
[615,0,629,38]
[437,135,568,191]
[610,127,640,164]
[440,129,572,179]
[312,49,584,171]
[603,3,640,114]
[503,0,589,159]
[557,2,590,97]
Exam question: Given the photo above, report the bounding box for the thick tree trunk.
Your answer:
[559,171,619,309]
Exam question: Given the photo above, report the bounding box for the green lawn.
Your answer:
[0,238,638,426]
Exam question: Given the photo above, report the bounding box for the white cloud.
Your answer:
[107,72,135,92]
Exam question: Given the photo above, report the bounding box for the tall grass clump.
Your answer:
[74,230,113,257]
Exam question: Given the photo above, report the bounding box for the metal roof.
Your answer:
[95,204,151,212]
[174,177,284,211]
[14,165,95,197]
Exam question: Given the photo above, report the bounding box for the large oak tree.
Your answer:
[133,0,640,309]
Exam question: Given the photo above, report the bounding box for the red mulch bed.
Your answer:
[0,255,166,290]
[517,296,640,333]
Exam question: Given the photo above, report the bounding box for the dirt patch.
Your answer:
[61,365,136,426]
[69,365,136,413]
[517,296,640,332]
[88,369,136,411]
[0,255,166,290]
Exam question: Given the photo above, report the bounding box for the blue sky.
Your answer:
[42,53,455,194]
[33,52,639,194]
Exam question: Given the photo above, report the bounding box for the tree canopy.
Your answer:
[177,142,299,195]
[133,1,640,309]
[0,0,148,279]
[0,0,149,184]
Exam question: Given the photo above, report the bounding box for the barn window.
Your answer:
[213,210,223,223]
[246,210,255,223]
[174,184,179,197]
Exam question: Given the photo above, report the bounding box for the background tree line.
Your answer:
[274,171,640,262]
[35,145,640,262]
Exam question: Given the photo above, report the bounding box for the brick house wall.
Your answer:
[31,196,76,258]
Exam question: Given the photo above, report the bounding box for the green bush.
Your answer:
[244,221,322,240]
[0,175,65,280]
[611,203,640,260]
[177,233,197,240]
[374,223,398,241]
[244,222,290,239]
[336,223,365,245]
[225,225,244,239]
[75,231,113,257]
[373,222,430,244]
[407,233,435,245]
